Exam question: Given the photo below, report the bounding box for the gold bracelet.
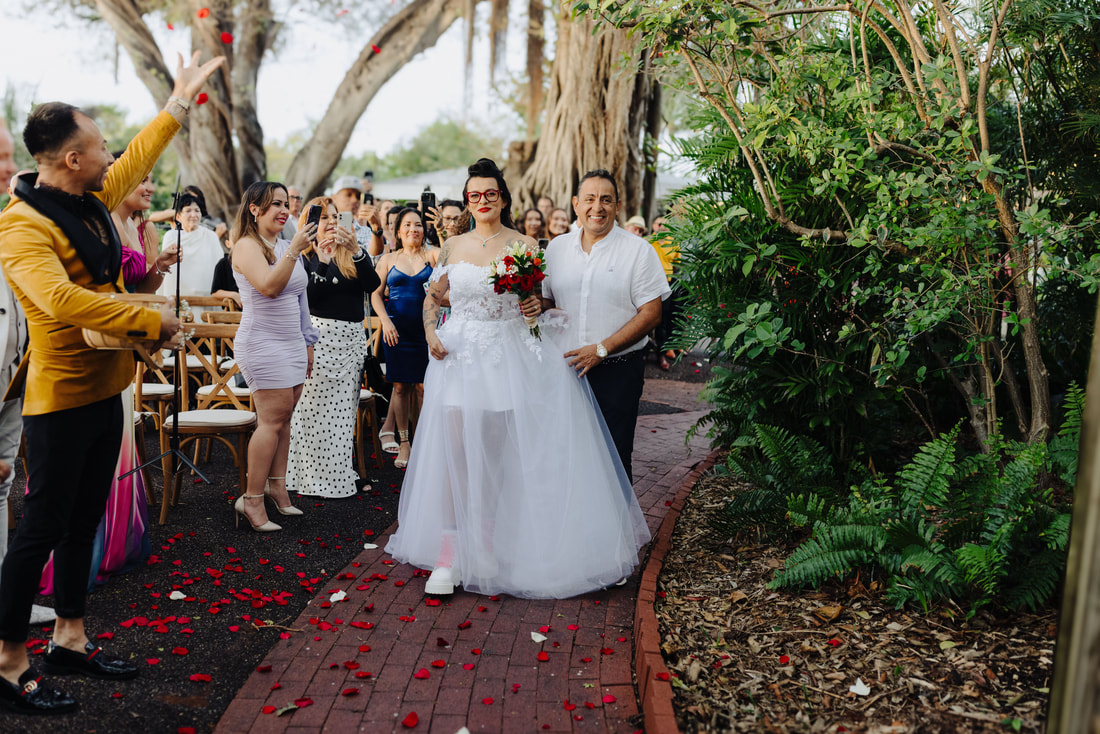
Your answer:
[167,96,191,113]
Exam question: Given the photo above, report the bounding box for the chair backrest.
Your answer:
[172,295,239,311]
[203,311,243,325]
[183,323,250,410]
[364,316,383,357]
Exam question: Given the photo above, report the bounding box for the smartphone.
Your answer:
[538,238,548,250]
[361,192,374,206]
[338,210,354,232]
[420,190,436,216]
[363,170,373,182]
[305,204,322,240]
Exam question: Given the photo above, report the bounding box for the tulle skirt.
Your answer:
[384,312,651,599]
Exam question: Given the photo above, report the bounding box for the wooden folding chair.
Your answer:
[191,321,252,411]
[157,327,256,524]
[356,381,385,473]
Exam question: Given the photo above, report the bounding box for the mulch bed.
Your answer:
[655,472,1055,733]
[4,432,406,734]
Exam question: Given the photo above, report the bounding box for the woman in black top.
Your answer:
[286,197,382,498]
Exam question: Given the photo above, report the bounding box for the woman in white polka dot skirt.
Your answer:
[287,197,381,498]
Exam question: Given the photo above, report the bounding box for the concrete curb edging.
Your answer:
[634,449,723,734]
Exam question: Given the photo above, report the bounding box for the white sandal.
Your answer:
[379,430,399,454]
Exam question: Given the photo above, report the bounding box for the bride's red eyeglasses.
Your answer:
[466,189,501,203]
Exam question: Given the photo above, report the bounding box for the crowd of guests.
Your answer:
[0,51,685,714]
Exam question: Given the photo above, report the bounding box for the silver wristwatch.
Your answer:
[596,343,608,359]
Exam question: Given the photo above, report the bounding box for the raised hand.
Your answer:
[171,51,227,104]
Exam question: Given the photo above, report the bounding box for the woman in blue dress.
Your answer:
[371,208,439,469]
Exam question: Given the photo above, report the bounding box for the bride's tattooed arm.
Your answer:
[424,242,452,360]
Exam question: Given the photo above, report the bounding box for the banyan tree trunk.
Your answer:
[514,3,652,219]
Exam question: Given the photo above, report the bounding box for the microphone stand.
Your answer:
[122,176,209,490]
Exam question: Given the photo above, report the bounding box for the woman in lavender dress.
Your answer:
[230,182,320,532]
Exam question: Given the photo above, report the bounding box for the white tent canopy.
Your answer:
[339,167,694,213]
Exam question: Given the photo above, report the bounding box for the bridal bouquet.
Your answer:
[487,241,547,340]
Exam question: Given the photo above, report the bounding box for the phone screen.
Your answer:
[305,204,322,240]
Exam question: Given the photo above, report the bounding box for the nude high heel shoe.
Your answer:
[264,476,303,516]
[394,430,410,469]
[234,494,282,532]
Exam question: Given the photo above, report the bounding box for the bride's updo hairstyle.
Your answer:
[462,158,517,231]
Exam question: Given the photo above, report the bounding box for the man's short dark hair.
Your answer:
[439,199,462,210]
[23,102,84,160]
[576,169,619,201]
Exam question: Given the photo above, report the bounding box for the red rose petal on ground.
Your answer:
[196,93,209,105]
[359,645,371,652]
[178,728,195,734]
[270,683,282,690]
[602,694,617,703]
[471,648,481,655]
[567,624,579,630]
[197,7,209,18]
[342,687,359,696]
[220,31,233,44]
[188,673,212,682]
[779,655,790,664]
[262,705,276,714]
[371,44,381,54]
[147,658,160,665]
[563,701,576,711]
[413,668,430,679]
[458,620,472,630]
[354,671,373,678]
[112,692,123,698]
[401,712,418,728]
[585,702,595,709]
[97,632,114,640]
[228,625,239,632]
[294,698,313,708]
[344,661,360,670]
[462,663,475,670]
[537,651,549,662]
[172,647,188,655]
[482,697,494,705]
[436,637,450,647]
[827,638,842,647]
[256,665,272,673]
[655,672,670,681]
[581,657,592,663]
[600,648,614,655]
[430,660,445,668]
[538,625,551,633]
[425,598,441,606]
[574,714,584,721]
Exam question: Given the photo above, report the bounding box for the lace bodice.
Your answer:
[434,262,524,323]
[432,262,544,364]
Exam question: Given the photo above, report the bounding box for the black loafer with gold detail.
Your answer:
[43,641,139,680]
[0,669,77,715]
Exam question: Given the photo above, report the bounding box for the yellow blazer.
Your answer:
[0,111,181,415]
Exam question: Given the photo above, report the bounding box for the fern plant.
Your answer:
[769,416,1076,613]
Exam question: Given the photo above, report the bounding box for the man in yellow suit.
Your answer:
[0,52,224,716]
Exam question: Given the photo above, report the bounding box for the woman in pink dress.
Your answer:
[230,182,320,531]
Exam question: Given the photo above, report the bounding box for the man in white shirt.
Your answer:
[281,184,302,240]
[541,170,670,481]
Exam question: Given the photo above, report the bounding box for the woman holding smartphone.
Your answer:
[287,198,381,498]
[231,182,319,531]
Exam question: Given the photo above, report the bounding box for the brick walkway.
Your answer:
[216,379,711,734]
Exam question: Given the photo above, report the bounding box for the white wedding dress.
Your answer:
[384,262,651,598]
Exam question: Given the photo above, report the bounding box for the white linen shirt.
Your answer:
[542,225,671,355]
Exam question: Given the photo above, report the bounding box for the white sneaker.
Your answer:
[424,567,458,595]
[29,604,56,626]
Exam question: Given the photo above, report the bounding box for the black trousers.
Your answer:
[586,353,645,482]
[0,395,123,642]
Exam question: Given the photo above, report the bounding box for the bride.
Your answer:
[384,159,650,598]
